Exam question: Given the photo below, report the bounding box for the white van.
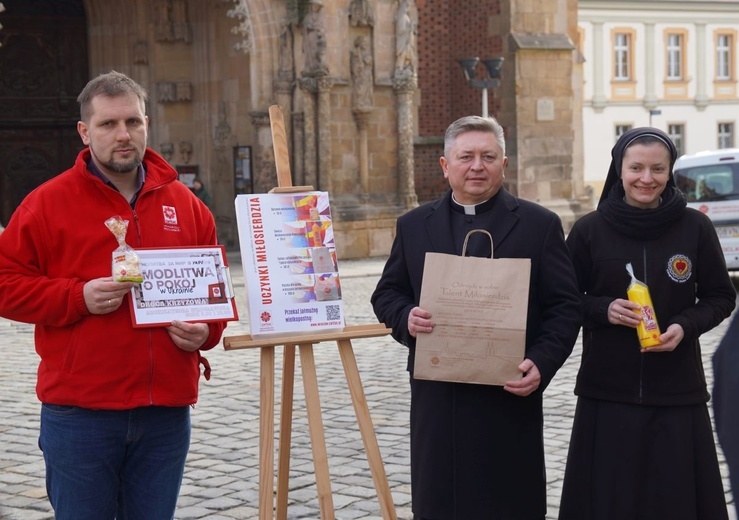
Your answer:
[674,148,739,270]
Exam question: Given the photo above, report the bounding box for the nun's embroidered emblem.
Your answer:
[667,254,692,283]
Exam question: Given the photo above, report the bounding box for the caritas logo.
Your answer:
[260,311,271,323]
[699,204,709,214]
[163,205,178,225]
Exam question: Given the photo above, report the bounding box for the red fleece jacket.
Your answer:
[0,148,226,409]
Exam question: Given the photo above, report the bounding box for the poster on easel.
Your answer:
[235,191,345,338]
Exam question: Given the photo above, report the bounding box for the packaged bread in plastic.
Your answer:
[104,216,143,283]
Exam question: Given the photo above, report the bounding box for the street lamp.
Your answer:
[457,56,504,118]
[649,109,661,127]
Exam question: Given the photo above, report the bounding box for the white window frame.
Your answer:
[718,123,735,149]
[666,33,683,80]
[614,33,631,81]
[615,124,633,142]
[717,34,732,81]
[668,124,685,156]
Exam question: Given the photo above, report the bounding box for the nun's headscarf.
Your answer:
[596,127,686,239]
[598,127,679,207]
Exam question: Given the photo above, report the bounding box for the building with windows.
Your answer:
[579,0,739,195]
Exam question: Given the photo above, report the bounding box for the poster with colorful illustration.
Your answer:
[235,192,345,338]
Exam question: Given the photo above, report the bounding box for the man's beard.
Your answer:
[91,143,144,174]
[103,154,143,173]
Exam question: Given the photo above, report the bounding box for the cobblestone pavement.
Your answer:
[0,255,736,519]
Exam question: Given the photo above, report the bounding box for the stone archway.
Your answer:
[0,0,89,226]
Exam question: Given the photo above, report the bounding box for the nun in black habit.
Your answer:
[559,127,735,519]
[372,115,582,519]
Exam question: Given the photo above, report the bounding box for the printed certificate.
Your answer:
[128,246,238,327]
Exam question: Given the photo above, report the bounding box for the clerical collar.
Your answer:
[450,193,495,215]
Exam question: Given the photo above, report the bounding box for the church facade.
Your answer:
[0,0,587,257]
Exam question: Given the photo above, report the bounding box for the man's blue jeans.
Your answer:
[39,404,191,520]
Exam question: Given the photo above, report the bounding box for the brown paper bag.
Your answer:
[413,229,531,386]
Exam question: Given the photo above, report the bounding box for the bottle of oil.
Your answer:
[625,262,661,348]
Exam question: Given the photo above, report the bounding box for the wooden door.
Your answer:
[0,0,88,226]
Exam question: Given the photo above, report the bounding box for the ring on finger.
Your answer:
[108,299,112,307]
[618,314,622,320]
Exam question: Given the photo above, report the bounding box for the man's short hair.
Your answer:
[77,71,148,122]
[444,115,506,156]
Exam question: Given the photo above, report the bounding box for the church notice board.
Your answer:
[235,191,345,338]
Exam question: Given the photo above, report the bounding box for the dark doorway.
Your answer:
[0,0,89,226]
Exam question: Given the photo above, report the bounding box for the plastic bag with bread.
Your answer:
[104,216,143,283]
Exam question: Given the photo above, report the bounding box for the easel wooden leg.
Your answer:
[276,345,296,520]
[337,339,398,520]
[224,324,395,518]
[259,346,276,520]
[299,344,336,520]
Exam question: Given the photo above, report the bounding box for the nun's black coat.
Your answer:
[371,189,581,519]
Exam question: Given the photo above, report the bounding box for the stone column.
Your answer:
[643,22,658,109]
[591,21,606,111]
[274,22,295,154]
[249,110,276,192]
[393,75,418,209]
[292,111,306,186]
[316,75,333,194]
[299,78,317,189]
[213,101,233,216]
[694,23,709,109]
[353,108,372,201]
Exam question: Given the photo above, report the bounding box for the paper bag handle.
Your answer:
[462,229,494,258]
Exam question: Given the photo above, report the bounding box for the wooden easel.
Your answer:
[224,105,396,520]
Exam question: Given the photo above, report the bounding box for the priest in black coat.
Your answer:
[371,115,582,520]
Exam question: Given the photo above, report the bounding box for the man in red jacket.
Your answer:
[0,71,226,519]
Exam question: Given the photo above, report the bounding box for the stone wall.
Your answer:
[76,0,584,258]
